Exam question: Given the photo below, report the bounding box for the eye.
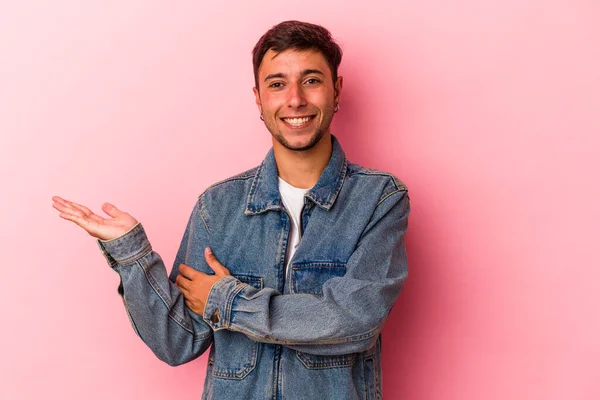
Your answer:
[305,78,321,85]
[269,82,284,89]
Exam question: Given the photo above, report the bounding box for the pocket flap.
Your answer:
[291,262,346,295]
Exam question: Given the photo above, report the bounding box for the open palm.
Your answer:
[52,196,138,241]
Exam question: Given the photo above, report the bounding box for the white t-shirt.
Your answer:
[278,177,311,276]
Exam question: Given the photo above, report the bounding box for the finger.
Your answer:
[204,248,230,276]
[52,201,71,214]
[101,202,124,218]
[69,201,94,217]
[53,202,92,224]
[178,264,198,280]
[57,197,91,217]
[68,202,105,224]
[175,274,189,292]
[58,211,92,229]
[185,299,205,314]
[184,299,196,311]
[53,199,86,218]
[52,196,75,208]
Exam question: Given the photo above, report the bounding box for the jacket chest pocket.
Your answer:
[208,274,263,380]
[290,262,346,295]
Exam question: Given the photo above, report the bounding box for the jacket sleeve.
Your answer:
[202,189,410,355]
[96,198,214,366]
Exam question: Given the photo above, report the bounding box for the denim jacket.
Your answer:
[97,135,410,400]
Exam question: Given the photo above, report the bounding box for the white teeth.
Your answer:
[283,116,311,126]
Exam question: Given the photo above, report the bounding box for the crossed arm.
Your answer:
[190,189,410,355]
[175,247,231,316]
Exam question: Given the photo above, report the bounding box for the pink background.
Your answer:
[1,1,598,399]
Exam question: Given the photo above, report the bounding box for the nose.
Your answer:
[286,82,307,109]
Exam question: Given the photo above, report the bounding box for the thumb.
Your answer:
[204,248,230,276]
[102,202,123,218]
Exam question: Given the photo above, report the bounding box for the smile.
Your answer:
[281,115,315,128]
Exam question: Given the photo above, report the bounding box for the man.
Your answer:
[52,20,410,400]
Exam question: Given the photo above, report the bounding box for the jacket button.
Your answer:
[210,308,221,324]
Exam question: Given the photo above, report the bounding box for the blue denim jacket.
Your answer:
[97,135,410,400]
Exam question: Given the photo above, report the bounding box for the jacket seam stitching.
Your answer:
[204,170,257,191]
[348,169,408,192]
[225,318,383,346]
[376,188,407,207]
[135,260,194,335]
[112,245,152,266]
[326,157,348,207]
[193,330,213,342]
[225,282,248,328]
[245,159,265,213]
[198,193,211,232]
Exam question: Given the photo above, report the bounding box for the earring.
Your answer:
[260,114,264,121]
[334,103,340,113]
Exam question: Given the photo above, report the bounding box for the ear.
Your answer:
[334,76,343,104]
[253,86,262,114]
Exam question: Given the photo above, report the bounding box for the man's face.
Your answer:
[253,48,343,152]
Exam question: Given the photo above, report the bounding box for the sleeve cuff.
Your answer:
[202,275,245,330]
[96,222,152,267]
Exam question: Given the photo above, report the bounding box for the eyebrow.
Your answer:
[264,69,325,82]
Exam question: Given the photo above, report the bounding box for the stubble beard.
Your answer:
[273,126,326,152]
[266,105,335,152]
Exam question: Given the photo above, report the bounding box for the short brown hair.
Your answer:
[252,20,343,90]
